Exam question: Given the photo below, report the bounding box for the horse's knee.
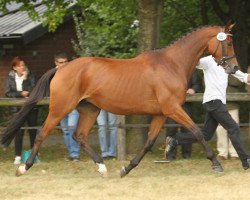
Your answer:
[144,138,156,151]
[193,129,204,141]
[73,133,84,144]
[35,132,46,144]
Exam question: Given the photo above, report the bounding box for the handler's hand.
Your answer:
[21,91,29,97]
[186,88,195,95]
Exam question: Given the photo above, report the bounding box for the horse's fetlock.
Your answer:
[25,162,33,170]
[73,134,81,142]
[130,160,139,168]
[206,152,214,161]
[144,145,152,152]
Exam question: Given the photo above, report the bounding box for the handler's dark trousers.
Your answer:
[176,100,249,162]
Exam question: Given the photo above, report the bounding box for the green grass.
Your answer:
[1,133,250,200]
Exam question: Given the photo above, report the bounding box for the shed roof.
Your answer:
[0,1,75,45]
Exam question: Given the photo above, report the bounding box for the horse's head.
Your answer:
[207,22,238,74]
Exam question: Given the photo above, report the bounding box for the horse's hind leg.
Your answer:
[16,94,79,176]
[169,106,223,172]
[121,115,166,177]
[74,102,107,177]
[16,111,64,176]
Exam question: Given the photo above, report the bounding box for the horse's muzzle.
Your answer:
[228,65,239,74]
[232,65,239,73]
[223,62,239,74]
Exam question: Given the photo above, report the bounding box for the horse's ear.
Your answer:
[225,20,235,32]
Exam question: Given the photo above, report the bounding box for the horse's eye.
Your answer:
[227,36,233,42]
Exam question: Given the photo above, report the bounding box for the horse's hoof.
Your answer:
[212,164,224,173]
[16,165,27,177]
[96,163,108,177]
[242,158,250,170]
[120,166,127,178]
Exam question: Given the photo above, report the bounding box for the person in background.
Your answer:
[5,56,38,165]
[165,55,250,170]
[97,110,118,159]
[216,105,239,160]
[54,52,81,161]
[165,70,201,160]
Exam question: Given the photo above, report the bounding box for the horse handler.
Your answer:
[165,55,250,170]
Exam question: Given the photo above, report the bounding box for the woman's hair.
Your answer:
[11,56,24,69]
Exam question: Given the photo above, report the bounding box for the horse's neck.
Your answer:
[165,29,215,77]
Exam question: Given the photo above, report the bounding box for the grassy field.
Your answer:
[1,131,250,200]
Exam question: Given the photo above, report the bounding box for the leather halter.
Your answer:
[213,29,236,68]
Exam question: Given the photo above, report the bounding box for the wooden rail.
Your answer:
[0,93,250,161]
[0,97,49,106]
[1,93,250,106]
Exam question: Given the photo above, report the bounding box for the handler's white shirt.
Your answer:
[197,55,249,104]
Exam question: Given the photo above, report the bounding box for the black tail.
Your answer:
[1,68,57,147]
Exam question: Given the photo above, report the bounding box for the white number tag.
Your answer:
[216,32,227,41]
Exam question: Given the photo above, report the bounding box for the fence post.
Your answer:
[117,115,126,160]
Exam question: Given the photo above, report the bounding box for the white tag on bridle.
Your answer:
[217,32,227,41]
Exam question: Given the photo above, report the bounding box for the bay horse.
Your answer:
[1,22,238,177]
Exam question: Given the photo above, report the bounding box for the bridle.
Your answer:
[217,54,236,66]
[212,29,237,73]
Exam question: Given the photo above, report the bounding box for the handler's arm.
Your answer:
[233,70,250,84]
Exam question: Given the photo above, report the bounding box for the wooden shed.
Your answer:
[0,2,77,96]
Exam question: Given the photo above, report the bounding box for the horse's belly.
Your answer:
[93,100,162,115]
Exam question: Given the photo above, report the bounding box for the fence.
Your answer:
[0,92,250,160]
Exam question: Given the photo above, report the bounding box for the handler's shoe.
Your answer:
[242,158,250,170]
[65,156,80,162]
[13,156,21,165]
[165,136,178,159]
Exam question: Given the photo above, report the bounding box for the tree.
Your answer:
[126,0,164,151]
[137,0,163,53]
[72,0,138,58]
[209,0,250,71]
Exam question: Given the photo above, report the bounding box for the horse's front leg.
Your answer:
[75,103,108,177]
[80,136,107,177]
[169,106,223,172]
[120,115,166,178]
